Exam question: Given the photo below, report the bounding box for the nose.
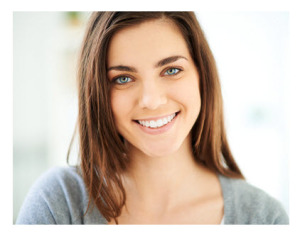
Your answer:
[138,79,167,110]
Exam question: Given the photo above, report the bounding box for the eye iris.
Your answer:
[167,68,178,75]
[119,77,129,83]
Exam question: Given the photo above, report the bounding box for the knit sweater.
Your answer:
[16,166,289,224]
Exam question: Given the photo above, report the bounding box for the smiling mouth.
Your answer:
[134,112,179,129]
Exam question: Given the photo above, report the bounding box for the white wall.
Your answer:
[13,12,88,222]
[196,12,289,213]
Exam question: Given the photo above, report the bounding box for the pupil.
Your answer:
[168,69,175,74]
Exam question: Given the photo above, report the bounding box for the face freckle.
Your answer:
[107,19,201,158]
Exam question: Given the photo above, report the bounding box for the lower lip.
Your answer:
[134,113,179,135]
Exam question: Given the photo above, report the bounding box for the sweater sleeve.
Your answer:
[16,167,76,224]
[219,175,289,224]
[16,184,57,224]
[15,166,107,224]
[265,196,289,224]
[16,166,107,224]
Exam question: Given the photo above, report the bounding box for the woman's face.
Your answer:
[107,19,201,158]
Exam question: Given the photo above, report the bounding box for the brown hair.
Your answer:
[75,12,244,223]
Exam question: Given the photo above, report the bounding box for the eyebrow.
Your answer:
[155,55,188,68]
[107,55,188,72]
[107,65,137,73]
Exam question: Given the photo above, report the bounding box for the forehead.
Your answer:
[107,19,191,67]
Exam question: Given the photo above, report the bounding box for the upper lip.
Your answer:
[134,111,179,122]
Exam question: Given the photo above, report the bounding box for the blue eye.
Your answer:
[165,68,180,75]
[114,76,132,84]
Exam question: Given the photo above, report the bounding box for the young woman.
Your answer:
[16,12,288,224]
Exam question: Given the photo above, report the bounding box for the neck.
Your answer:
[122,135,210,215]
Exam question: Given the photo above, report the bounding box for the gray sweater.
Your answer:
[16,166,289,224]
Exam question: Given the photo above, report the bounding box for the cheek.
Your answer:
[170,74,201,111]
[110,89,136,130]
[111,90,129,123]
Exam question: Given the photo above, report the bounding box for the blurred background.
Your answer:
[13,12,289,223]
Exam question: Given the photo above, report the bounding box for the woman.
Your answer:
[16,12,288,224]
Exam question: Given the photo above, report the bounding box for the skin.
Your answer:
[107,19,223,224]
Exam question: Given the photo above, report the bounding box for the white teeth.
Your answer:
[163,118,168,125]
[137,113,177,128]
[157,119,163,127]
[149,120,157,128]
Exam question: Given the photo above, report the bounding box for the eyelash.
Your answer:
[112,67,182,85]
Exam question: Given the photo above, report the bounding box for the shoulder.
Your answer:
[219,174,289,224]
[25,166,88,207]
[33,166,87,195]
[16,166,105,224]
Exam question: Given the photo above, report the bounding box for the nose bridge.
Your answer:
[138,77,167,110]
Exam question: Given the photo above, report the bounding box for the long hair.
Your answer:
[75,12,244,223]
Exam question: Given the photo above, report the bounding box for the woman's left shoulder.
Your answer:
[218,174,289,224]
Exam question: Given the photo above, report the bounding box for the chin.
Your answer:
[139,141,183,158]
